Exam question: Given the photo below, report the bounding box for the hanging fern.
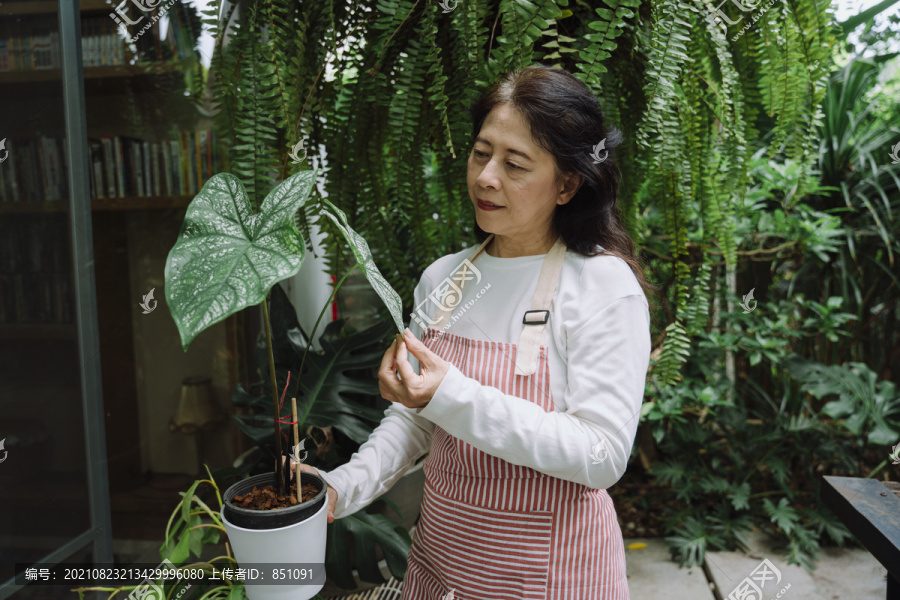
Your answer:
[483,0,564,84]
[201,0,837,384]
[683,262,714,336]
[575,0,641,94]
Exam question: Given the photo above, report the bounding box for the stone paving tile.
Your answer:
[625,538,715,599]
[791,545,887,599]
[706,531,887,600]
[706,549,817,599]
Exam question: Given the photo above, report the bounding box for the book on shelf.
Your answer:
[0,16,125,72]
[142,140,151,196]
[0,130,218,204]
[101,135,115,198]
[0,218,72,325]
[84,130,218,200]
[0,135,68,203]
[88,141,104,199]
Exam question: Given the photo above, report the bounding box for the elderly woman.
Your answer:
[293,65,655,600]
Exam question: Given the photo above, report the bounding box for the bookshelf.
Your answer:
[0,62,184,83]
[0,0,252,539]
[0,196,192,213]
[0,0,113,16]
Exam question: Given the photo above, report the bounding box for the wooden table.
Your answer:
[821,476,900,599]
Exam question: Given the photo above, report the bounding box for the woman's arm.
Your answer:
[317,402,434,519]
[415,293,651,490]
[315,271,439,518]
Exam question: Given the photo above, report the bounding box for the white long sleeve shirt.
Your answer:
[317,243,651,519]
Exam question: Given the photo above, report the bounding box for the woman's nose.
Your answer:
[476,159,501,189]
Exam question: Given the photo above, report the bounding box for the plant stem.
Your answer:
[867,458,889,479]
[291,263,359,407]
[261,291,284,494]
[292,397,301,502]
[203,464,223,510]
[748,490,787,499]
[188,523,228,533]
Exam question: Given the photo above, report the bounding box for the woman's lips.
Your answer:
[477,199,503,211]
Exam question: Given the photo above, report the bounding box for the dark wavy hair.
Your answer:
[468,64,658,320]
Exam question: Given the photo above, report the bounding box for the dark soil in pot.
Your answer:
[223,472,327,530]
[233,479,320,510]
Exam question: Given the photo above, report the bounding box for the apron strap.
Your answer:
[429,234,495,330]
[428,233,567,377]
[514,237,567,376]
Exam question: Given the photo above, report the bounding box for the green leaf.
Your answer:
[163,531,191,564]
[200,522,221,546]
[319,198,405,334]
[325,510,412,588]
[729,482,751,511]
[188,514,204,558]
[165,170,319,350]
[296,319,395,442]
[868,421,899,446]
[764,497,799,535]
[182,481,200,525]
[227,583,244,600]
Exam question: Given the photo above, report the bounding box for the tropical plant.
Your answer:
[72,467,329,600]
[164,164,413,592]
[165,168,405,494]
[801,56,900,372]
[228,283,414,588]
[650,341,900,571]
[785,355,900,449]
[230,284,392,457]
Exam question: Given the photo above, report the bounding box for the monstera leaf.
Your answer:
[325,508,413,588]
[165,170,318,350]
[320,197,405,335]
[231,284,390,452]
[294,318,395,443]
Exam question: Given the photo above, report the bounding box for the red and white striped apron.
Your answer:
[401,235,629,600]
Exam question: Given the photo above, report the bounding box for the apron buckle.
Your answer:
[522,309,550,325]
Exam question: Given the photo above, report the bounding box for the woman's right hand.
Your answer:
[281,456,338,523]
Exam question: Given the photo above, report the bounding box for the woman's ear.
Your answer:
[557,172,584,206]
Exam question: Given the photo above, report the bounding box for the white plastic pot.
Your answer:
[220,472,327,600]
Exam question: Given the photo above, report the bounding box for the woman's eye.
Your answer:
[473,150,522,170]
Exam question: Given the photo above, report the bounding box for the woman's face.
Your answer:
[467,104,581,252]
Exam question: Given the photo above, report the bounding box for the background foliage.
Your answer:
[181,0,900,574]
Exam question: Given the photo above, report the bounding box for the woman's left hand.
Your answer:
[378,328,450,409]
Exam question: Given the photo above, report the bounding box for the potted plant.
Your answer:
[164,168,407,600]
[229,282,421,593]
[73,466,333,600]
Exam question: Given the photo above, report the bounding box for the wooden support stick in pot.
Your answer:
[291,397,301,503]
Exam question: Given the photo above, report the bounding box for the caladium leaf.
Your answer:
[320,197,405,335]
[165,170,318,350]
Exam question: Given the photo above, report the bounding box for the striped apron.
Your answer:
[401,235,629,600]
